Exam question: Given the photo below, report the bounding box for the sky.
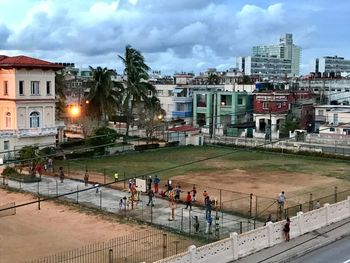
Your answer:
[0,0,349,75]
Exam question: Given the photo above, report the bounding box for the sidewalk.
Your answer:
[0,175,252,238]
[233,217,350,262]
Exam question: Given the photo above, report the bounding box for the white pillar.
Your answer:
[297,211,304,236]
[230,232,239,260]
[266,222,274,246]
[188,245,196,263]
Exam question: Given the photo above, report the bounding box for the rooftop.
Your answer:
[0,55,63,70]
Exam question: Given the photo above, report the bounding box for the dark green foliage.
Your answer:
[134,143,160,151]
[65,150,95,159]
[89,127,117,153]
[1,166,17,176]
[60,139,86,149]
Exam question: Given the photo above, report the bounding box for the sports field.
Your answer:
[56,145,350,209]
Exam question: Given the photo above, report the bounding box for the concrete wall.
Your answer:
[154,197,350,263]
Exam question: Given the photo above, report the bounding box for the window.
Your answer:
[29,111,40,128]
[238,97,243,105]
[318,110,324,116]
[19,81,24,95]
[263,102,270,109]
[3,81,8,95]
[276,102,282,108]
[5,112,11,128]
[46,81,51,95]
[330,127,335,132]
[4,140,9,150]
[31,81,40,95]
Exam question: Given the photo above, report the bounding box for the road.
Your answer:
[290,235,350,263]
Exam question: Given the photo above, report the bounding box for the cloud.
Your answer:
[1,0,346,74]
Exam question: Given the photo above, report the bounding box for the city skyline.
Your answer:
[0,0,349,75]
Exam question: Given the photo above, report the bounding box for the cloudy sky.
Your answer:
[0,0,349,75]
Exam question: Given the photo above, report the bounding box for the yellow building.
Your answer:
[0,55,63,162]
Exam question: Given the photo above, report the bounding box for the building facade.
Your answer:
[193,90,253,137]
[0,55,62,161]
[314,105,350,135]
[310,56,350,77]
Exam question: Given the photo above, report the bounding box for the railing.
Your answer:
[173,97,192,103]
[0,128,57,138]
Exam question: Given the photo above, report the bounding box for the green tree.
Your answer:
[18,146,42,175]
[86,67,123,125]
[137,96,166,143]
[281,114,299,134]
[207,73,220,85]
[118,45,156,141]
[89,126,117,153]
[55,72,67,119]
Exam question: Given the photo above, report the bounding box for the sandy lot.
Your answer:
[0,189,144,263]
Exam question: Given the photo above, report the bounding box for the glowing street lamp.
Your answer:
[70,105,81,117]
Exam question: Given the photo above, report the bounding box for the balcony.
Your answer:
[173,97,193,103]
[0,128,57,138]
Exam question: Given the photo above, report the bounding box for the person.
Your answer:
[283,217,291,241]
[84,170,89,186]
[185,191,192,210]
[193,216,200,232]
[203,190,208,204]
[192,185,197,202]
[264,214,272,226]
[154,175,160,193]
[136,185,142,201]
[174,185,182,202]
[205,215,213,234]
[47,158,53,173]
[314,200,321,209]
[59,167,65,183]
[114,172,119,182]
[205,195,212,219]
[147,176,153,191]
[147,189,155,207]
[160,190,166,198]
[95,183,100,194]
[277,191,286,210]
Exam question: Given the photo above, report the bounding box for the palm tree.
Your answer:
[86,67,122,125]
[118,45,156,140]
[207,73,220,85]
[55,72,67,119]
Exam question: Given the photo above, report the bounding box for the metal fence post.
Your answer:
[38,196,41,210]
[100,190,102,209]
[76,185,79,204]
[239,221,243,234]
[335,186,338,203]
[162,233,167,259]
[109,248,113,263]
[309,193,313,211]
[56,180,58,197]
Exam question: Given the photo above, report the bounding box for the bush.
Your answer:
[166,141,179,147]
[89,127,117,153]
[60,139,86,149]
[65,150,95,159]
[1,166,17,176]
[134,143,160,151]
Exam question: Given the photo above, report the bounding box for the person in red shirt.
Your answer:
[185,192,192,210]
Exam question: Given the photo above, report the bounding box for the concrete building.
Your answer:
[193,89,253,137]
[237,56,292,79]
[0,55,63,161]
[238,33,301,79]
[310,56,350,77]
[253,91,314,140]
[314,105,350,135]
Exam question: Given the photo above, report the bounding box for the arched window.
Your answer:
[5,112,11,128]
[29,111,40,128]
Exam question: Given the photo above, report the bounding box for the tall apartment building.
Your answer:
[310,56,350,77]
[238,33,301,79]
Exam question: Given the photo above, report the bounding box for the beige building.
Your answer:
[0,55,63,162]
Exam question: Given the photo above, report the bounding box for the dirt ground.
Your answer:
[0,189,144,263]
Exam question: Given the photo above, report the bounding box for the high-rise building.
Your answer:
[250,33,301,77]
[310,56,350,77]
